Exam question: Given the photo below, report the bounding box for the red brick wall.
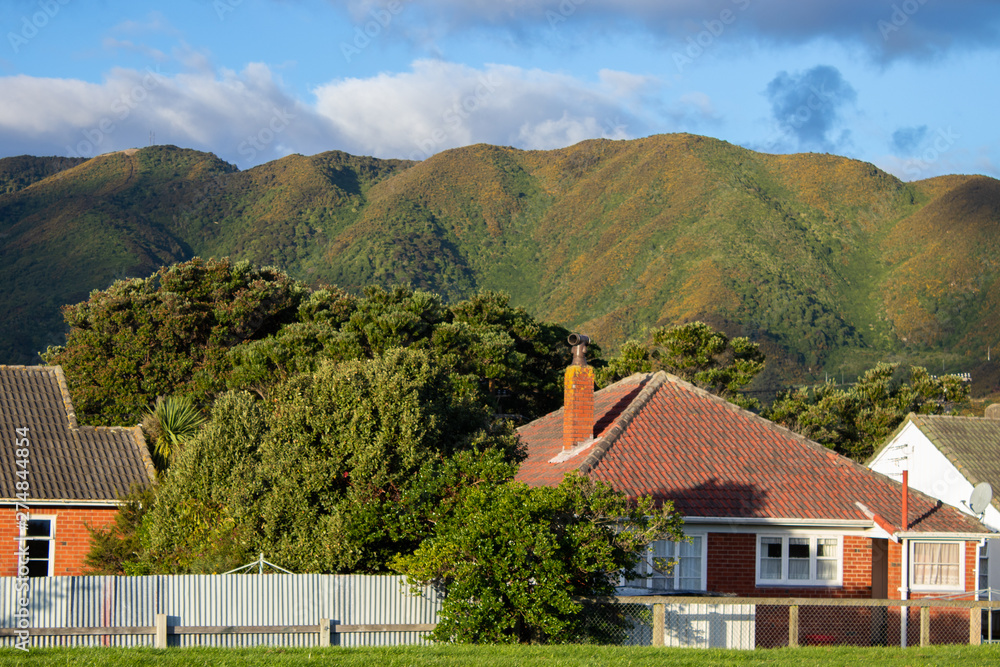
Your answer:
[0,506,118,576]
[908,540,978,601]
[563,365,595,448]
[706,533,978,600]
[706,533,876,598]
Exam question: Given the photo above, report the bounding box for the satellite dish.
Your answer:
[969,482,993,515]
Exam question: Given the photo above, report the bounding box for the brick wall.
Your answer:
[0,505,119,576]
[706,532,978,600]
[706,533,876,598]
[562,365,595,448]
[908,540,979,601]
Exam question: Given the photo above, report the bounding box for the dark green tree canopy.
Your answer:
[765,362,970,461]
[47,257,572,427]
[44,257,306,425]
[598,321,764,409]
[141,348,523,574]
[394,474,684,644]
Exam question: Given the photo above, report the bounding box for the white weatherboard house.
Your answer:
[868,409,1000,599]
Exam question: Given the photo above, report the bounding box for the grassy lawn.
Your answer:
[3,644,1000,666]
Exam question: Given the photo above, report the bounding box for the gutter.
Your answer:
[895,531,999,540]
[1,498,124,508]
[683,516,872,528]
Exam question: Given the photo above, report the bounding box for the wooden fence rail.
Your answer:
[618,596,1000,648]
[4,597,999,649]
[0,617,437,649]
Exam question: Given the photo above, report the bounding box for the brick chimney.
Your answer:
[563,333,594,452]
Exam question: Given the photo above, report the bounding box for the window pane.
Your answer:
[678,537,701,558]
[787,538,809,579]
[764,538,782,558]
[761,538,782,579]
[817,539,837,557]
[912,542,961,587]
[678,577,701,590]
[817,559,838,580]
[27,560,48,577]
[761,558,781,579]
[26,519,51,537]
[788,558,810,579]
[789,538,810,559]
[26,539,49,559]
[653,541,674,558]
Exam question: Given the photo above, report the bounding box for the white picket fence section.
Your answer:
[0,574,441,648]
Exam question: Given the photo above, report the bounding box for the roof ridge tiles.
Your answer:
[579,372,665,475]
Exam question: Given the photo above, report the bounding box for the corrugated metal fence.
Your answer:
[0,575,441,648]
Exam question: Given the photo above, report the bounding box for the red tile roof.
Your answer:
[515,372,987,535]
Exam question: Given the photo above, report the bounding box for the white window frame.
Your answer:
[910,540,965,593]
[756,533,843,587]
[626,534,707,592]
[22,515,56,577]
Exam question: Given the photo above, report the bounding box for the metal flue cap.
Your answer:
[568,333,590,366]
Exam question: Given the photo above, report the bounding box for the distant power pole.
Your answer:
[149,130,155,146]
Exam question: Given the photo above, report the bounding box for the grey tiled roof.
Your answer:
[907,414,1000,513]
[0,366,156,502]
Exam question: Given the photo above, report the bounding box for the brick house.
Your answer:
[868,411,1000,608]
[0,366,156,576]
[514,346,991,606]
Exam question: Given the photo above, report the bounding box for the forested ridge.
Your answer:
[3,134,1000,390]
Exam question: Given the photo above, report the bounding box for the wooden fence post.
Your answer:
[788,605,799,647]
[319,618,331,647]
[155,614,168,649]
[652,603,665,647]
[919,607,930,647]
[970,608,982,646]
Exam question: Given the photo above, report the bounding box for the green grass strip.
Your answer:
[3,644,1000,667]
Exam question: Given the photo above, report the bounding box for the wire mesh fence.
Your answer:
[582,596,1000,649]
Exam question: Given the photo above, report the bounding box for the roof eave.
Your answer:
[896,531,996,540]
[682,516,873,528]
[0,498,125,507]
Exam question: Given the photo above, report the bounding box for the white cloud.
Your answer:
[598,68,661,98]
[0,65,328,166]
[0,59,653,165]
[311,59,644,159]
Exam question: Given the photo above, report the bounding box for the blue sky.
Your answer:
[1,0,998,180]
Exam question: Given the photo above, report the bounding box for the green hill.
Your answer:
[1,136,997,387]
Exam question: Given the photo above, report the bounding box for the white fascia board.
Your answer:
[896,532,999,540]
[683,517,873,532]
[1,498,123,508]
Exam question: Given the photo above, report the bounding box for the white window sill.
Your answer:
[757,581,843,588]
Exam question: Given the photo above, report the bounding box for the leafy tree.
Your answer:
[139,348,523,574]
[394,473,684,644]
[43,257,307,425]
[597,322,764,409]
[83,484,156,576]
[47,258,573,429]
[225,286,570,421]
[141,390,267,573]
[766,363,970,461]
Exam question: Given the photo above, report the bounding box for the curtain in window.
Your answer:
[912,542,960,587]
[761,537,783,579]
[816,538,838,580]
[678,537,702,590]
